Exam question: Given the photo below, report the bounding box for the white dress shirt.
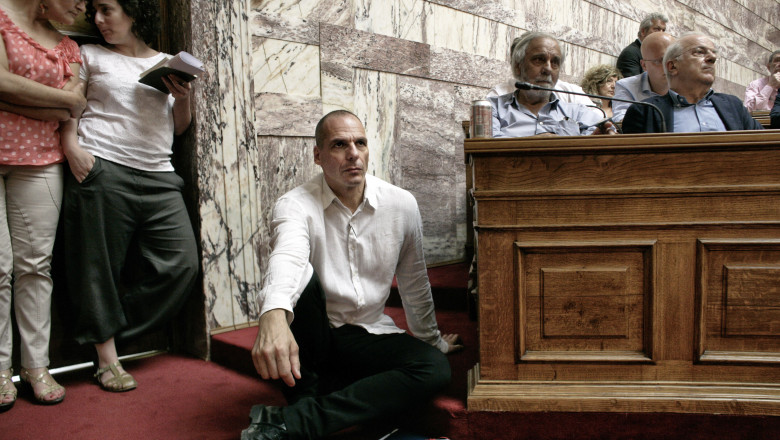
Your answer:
[258,173,447,352]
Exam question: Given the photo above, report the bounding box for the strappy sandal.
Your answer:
[0,369,17,411]
[94,361,137,392]
[20,368,65,405]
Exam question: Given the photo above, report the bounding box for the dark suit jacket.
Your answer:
[622,92,764,133]
[616,39,643,78]
[771,91,780,129]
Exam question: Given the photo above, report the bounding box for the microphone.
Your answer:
[515,81,667,133]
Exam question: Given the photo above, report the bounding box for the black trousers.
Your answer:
[63,157,199,344]
[282,271,451,440]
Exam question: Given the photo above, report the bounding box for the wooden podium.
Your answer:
[465,130,780,415]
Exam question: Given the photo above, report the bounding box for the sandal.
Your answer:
[94,361,137,392]
[0,369,17,411]
[20,368,65,405]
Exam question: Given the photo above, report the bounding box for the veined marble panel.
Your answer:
[713,78,749,99]
[252,38,320,96]
[395,76,472,263]
[578,0,651,21]
[255,93,322,136]
[718,57,767,95]
[249,11,320,44]
[426,0,524,26]
[321,70,356,115]
[194,0,262,330]
[200,197,234,329]
[429,46,510,88]
[560,41,617,82]
[733,0,780,25]
[251,0,327,17]
[666,0,773,74]
[355,0,426,43]
[320,23,431,77]
[249,1,354,44]
[353,69,398,182]
[675,0,777,50]
[423,2,515,59]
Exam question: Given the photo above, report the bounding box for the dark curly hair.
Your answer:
[86,0,161,45]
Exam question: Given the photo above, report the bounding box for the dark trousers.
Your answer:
[282,272,451,440]
[63,157,199,344]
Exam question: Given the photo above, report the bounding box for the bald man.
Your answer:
[612,32,675,122]
[623,32,762,133]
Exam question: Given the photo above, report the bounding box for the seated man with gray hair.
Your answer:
[487,36,596,110]
[488,31,614,137]
[616,12,669,78]
[622,32,763,133]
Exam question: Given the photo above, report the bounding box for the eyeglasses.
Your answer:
[683,46,717,58]
[644,58,663,65]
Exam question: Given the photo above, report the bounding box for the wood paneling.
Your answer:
[467,130,780,414]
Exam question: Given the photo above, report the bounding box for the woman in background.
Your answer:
[580,64,622,119]
[0,0,86,410]
[62,0,198,392]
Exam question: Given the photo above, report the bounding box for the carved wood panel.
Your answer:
[697,239,780,363]
[516,241,654,362]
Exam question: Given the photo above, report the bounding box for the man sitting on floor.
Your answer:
[243,110,462,440]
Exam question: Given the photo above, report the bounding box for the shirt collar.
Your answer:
[505,90,560,111]
[669,88,715,107]
[318,173,376,211]
[639,72,654,94]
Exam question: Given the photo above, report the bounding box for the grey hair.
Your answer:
[637,12,669,38]
[768,50,780,67]
[509,31,565,81]
[662,32,714,77]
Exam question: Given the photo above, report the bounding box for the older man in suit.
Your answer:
[622,32,763,133]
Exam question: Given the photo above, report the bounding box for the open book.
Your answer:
[139,51,205,93]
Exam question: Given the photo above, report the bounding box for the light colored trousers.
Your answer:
[0,164,63,370]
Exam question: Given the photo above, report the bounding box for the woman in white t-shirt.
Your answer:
[62,0,198,392]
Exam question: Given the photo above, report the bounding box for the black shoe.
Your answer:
[241,404,289,440]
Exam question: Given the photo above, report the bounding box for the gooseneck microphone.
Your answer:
[515,81,667,133]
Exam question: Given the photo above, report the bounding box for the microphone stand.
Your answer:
[515,81,667,133]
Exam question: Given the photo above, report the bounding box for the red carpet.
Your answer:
[2,354,286,440]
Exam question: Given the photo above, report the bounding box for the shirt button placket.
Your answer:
[347,222,365,309]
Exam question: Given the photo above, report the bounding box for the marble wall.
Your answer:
[201,0,780,331]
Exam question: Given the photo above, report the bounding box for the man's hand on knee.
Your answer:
[251,309,301,387]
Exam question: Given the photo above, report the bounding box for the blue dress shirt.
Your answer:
[612,72,659,123]
[489,92,601,137]
[668,89,727,132]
